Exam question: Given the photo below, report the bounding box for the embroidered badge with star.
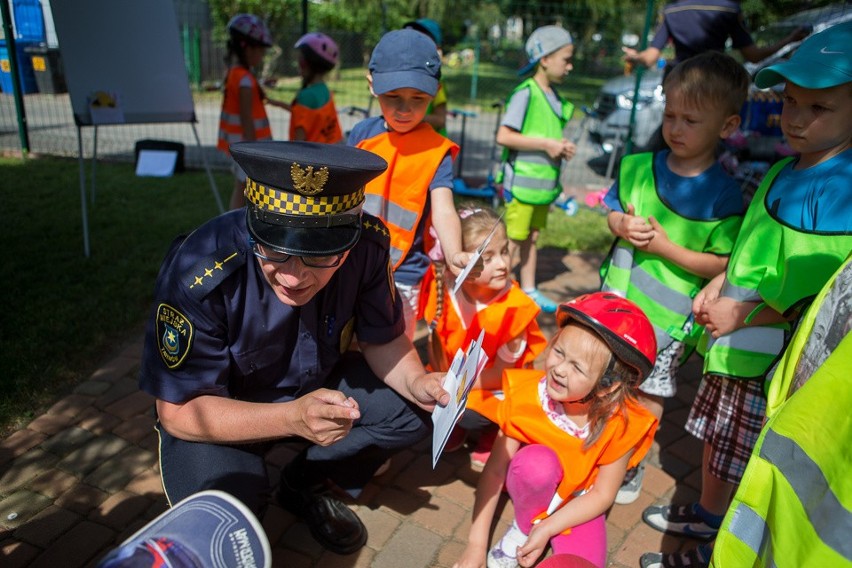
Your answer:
[156,303,194,369]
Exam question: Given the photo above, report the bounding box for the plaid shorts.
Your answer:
[685,374,766,484]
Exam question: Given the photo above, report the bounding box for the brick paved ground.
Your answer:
[0,251,707,567]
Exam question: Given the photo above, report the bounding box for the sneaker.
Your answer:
[614,462,645,505]
[278,464,367,554]
[470,428,498,471]
[524,288,558,313]
[642,503,719,540]
[639,544,711,568]
[486,520,526,568]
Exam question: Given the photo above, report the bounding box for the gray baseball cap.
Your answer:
[519,25,573,75]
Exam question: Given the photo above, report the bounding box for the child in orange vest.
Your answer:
[349,29,471,339]
[217,14,278,210]
[267,32,343,144]
[421,205,547,469]
[455,293,659,568]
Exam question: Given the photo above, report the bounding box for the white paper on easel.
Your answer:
[432,329,489,468]
[136,149,179,177]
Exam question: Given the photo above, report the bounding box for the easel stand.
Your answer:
[75,122,224,257]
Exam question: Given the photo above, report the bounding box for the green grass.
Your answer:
[0,156,232,435]
[0,156,610,437]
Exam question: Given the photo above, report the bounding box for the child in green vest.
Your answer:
[497,25,576,314]
[641,21,852,568]
[600,51,749,505]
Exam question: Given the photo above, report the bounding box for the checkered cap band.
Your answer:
[244,178,365,216]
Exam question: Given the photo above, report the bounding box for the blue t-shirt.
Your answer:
[766,149,852,232]
[605,150,744,219]
[651,0,754,68]
[348,116,454,285]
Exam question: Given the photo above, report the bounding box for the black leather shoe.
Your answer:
[277,473,367,555]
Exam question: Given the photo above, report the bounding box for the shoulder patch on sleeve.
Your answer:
[182,246,246,301]
[156,303,194,369]
[360,213,391,250]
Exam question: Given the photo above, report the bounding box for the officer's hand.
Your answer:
[407,372,451,412]
[289,389,360,446]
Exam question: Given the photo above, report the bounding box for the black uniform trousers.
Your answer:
[156,352,431,516]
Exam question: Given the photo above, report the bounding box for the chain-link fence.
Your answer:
[10,1,847,195]
[2,1,642,193]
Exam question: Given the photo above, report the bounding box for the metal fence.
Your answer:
[0,0,657,193]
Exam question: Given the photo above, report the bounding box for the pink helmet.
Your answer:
[295,32,339,67]
[227,14,273,47]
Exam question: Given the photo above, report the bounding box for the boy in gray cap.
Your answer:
[640,21,852,568]
[139,141,452,556]
[349,29,472,340]
[497,25,576,314]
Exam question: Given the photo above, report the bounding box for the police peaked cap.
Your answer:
[231,141,388,256]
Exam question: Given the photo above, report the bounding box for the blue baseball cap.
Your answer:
[519,25,573,76]
[369,29,441,96]
[755,21,852,89]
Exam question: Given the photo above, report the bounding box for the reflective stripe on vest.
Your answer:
[711,331,852,567]
[703,157,852,379]
[500,78,574,205]
[217,67,273,155]
[356,123,458,270]
[600,153,741,347]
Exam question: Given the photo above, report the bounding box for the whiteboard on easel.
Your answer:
[49,0,195,125]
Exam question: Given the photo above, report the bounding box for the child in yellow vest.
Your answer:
[498,25,577,314]
[349,29,471,339]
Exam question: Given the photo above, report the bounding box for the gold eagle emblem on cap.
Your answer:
[290,163,329,195]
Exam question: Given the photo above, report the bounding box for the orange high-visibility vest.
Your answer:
[422,278,546,422]
[498,370,657,509]
[217,66,272,155]
[356,123,458,270]
[289,93,343,144]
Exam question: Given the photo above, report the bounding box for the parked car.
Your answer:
[585,3,851,176]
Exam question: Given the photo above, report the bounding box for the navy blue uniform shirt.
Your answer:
[651,0,754,68]
[139,209,404,404]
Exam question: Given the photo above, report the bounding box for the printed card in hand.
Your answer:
[432,329,489,468]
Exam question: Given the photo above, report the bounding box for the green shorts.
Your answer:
[505,199,550,241]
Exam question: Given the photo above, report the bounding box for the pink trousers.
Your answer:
[505,444,607,568]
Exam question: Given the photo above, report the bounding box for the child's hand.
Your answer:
[515,522,547,567]
[617,204,654,248]
[693,273,725,318]
[641,215,670,253]
[560,140,577,162]
[697,296,742,337]
[544,139,567,160]
[447,251,481,279]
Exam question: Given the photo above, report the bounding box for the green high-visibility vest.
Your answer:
[600,153,742,349]
[499,78,574,205]
[702,158,852,379]
[711,257,852,567]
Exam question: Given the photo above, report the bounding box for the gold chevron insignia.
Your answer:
[290,163,329,195]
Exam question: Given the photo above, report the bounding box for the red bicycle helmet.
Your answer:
[227,14,273,47]
[556,292,656,384]
[295,32,339,67]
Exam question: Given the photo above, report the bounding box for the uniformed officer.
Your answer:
[138,141,451,555]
